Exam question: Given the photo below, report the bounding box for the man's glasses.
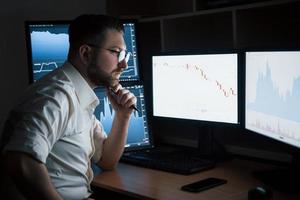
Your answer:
[86,43,131,63]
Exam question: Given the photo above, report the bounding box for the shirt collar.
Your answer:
[62,62,99,110]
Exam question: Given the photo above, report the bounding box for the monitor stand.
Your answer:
[253,153,300,193]
[197,126,229,161]
[197,126,213,156]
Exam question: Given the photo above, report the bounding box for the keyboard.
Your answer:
[120,149,215,175]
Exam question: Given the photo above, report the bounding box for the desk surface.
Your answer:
[92,158,299,200]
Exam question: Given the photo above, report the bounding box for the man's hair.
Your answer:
[68,14,124,53]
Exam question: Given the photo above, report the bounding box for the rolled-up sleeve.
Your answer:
[3,88,70,163]
[91,117,107,163]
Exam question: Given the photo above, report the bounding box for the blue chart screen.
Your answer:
[29,22,139,82]
[94,85,150,148]
[29,24,69,81]
[246,51,300,148]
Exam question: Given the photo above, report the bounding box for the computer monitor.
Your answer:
[94,85,152,151]
[245,50,300,192]
[245,51,300,149]
[152,52,239,125]
[25,22,69,82]
[25,20,140,83]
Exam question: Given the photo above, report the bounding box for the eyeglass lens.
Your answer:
[118,50,131,63]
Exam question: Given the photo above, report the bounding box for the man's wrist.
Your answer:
[115,111,131,120]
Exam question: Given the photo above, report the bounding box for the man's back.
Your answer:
[1,62,105,199]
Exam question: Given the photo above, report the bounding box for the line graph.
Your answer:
[173,62,238,97]
[33,61,60,72]
[153,54,238,124]
[33,61,64,80]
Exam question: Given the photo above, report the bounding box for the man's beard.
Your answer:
[87,62,121,88]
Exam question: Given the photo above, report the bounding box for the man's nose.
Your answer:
[118,59,127,69]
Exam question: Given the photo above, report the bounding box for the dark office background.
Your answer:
[1,0,300,163]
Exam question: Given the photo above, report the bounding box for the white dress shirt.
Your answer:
[3,62,107,200]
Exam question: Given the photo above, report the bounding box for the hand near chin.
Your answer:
[106,84,137,115]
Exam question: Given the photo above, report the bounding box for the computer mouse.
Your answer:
[248,186,273,200]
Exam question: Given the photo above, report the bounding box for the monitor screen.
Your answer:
[152,53,239,125]
[245,51,300,149]
[25,20,140,82]
[94,85,152,150]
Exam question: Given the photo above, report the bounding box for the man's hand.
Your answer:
[98,84,136,169]
[107,84,137,115]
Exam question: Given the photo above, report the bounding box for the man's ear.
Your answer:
[79,45,92,65]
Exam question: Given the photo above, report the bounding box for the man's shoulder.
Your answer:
[32,66,75,95]
[18,71,76,110]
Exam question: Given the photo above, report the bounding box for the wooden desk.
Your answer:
[92,158,299,200]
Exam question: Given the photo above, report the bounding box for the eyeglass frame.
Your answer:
[86,43,131,63]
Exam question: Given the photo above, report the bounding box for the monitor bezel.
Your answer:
[151,50,242,128]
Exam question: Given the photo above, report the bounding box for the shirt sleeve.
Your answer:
[3,87,70,163]
[91,117,107,163]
